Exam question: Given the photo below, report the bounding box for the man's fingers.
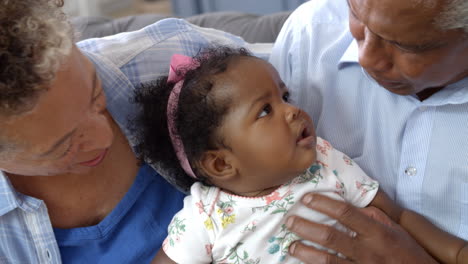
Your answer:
[359,206,401,230]
[288,241,353,264]
[300,193,378,235]
[286,215,357,260]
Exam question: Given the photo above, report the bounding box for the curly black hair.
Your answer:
[132,46,253,192]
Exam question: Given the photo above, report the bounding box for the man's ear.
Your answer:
[198,150,237,181]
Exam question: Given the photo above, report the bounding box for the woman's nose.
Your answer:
[358,29,393,73]
[77,113,114,153]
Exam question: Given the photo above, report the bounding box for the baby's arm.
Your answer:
[370,190,468,264]
[151,249,177,264]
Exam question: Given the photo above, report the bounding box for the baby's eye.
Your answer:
[258,104,272,118]
[282,91,290,102]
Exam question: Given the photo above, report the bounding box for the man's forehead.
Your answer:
[351,0,447,43]
[408,0,438,9]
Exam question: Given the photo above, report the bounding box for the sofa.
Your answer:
[71,11,291,43]
[170,0,306,17]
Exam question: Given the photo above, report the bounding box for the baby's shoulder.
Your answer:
[185,183,221,215]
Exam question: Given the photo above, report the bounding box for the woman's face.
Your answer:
[0,45,114,176]
[218,57,317,194]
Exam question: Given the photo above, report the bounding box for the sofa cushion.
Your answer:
[71,14,169,41]
[186,11,290,43]
[71,11,290,43]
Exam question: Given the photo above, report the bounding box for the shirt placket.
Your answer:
[396,105,435,212]
[22,203,62,264]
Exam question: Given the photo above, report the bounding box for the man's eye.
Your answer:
[258,104,272,118]
[396,45,420,53]
[395,43,437,54]
[282,91,290,102]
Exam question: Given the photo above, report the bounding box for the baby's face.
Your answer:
[218,57,317,195]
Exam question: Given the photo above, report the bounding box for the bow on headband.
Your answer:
[167,54,200,179]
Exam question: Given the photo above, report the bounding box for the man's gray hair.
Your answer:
[0,0,73,115]
[436,0,468,33]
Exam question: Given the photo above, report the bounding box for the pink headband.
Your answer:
[167,54,200,179]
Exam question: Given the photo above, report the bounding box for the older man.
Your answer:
[270,0,468,262]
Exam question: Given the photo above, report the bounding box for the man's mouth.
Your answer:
[375,79,406,89]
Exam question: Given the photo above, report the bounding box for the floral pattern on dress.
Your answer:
[216,195,237,228]
[267,224,299,262]
[295,163,324,185]
[335,180,345,196]
[316,139,333,156]
[343,154,353,166]
[356,180,378,197]
[219,242,261,264]
[205,244,214,255]
[241,220,258,233]
[204,218,214,230]
[196,200,209,214]
[163,217,186,250]
[261,191,294,216]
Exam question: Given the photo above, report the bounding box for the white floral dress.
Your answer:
[163,138,379,263]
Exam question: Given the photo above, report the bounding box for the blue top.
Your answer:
[270,0,468,238]
[54,164,184,263]
[0,19,245,263]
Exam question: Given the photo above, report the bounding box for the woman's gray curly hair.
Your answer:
[0,0,73,115]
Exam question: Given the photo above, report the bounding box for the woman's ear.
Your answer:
[198,150,237,181]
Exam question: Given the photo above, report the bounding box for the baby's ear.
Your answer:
[198,150,237,181]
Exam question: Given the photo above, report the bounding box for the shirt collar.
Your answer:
[0,172,19,216]
[338,38,359,69]
[0,172,43,216]
[424,77,468,106]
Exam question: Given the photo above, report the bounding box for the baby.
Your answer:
[131,46,467,263]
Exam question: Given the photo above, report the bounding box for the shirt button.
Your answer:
[46,249,51,260]
[405,166,417,176]
[419,106,427,111]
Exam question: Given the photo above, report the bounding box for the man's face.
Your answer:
[347,0,468,98]
[0,45,115,176]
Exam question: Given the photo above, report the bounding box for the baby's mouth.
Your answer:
[297,124,311,142]
[295,120,316,149]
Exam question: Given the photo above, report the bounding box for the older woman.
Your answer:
[0,0,244,262]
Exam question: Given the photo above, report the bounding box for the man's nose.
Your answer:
[358,30,393,73]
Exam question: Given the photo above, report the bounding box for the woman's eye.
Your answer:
[282,92,290,102]
[258,104,272,118]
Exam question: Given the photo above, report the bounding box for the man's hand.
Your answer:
[285,193,438,263]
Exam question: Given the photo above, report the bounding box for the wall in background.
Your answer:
[62,0,134,16]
